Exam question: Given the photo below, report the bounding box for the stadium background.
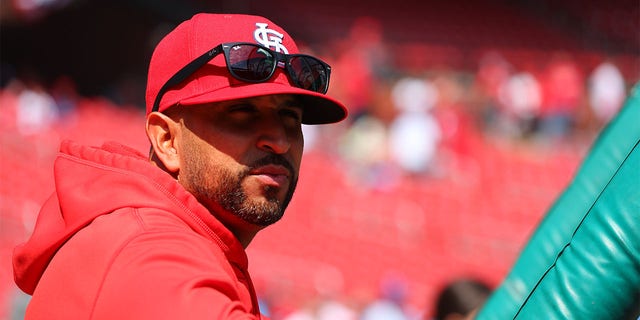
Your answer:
[1,0,638,319]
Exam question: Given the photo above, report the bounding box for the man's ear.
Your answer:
[146,112,181,173]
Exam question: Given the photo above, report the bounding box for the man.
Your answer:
[13,13,347,319]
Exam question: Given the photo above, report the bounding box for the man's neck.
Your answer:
[233,230,257,249]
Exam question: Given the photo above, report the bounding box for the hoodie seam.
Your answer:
[88,208,141,319]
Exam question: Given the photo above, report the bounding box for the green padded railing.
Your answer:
[476,83,640,320]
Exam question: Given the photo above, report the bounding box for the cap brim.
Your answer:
[177,82,348,125]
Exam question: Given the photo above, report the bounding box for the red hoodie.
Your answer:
[13,140,266,319]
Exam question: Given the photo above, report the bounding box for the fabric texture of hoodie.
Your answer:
[13,140,266,319]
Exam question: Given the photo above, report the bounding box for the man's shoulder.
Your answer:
[78,206,232,271]
[92,206,217,249]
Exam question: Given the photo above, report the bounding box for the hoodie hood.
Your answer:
[13,140,245,294]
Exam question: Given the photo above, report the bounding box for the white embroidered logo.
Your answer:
[253,23,288,54]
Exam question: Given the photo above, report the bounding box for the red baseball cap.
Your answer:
[145,13,348,124]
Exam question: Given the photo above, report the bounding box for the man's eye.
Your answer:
[281,108,302,122]
[229,104,258,114]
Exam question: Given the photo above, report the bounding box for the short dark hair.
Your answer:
[435,278,492,320]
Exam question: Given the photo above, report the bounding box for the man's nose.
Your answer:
[256,116,291,154]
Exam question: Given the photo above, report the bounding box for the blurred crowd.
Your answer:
[256,275,492,320]
[6,16,633,184]
[1,12,637,320]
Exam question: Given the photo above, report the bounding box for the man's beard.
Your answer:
[186,153,298,227]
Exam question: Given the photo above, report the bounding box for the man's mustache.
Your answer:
[248,154,295,176]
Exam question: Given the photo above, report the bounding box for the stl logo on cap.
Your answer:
[254,23,289,54]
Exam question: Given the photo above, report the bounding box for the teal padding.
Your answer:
[476,83,640,320]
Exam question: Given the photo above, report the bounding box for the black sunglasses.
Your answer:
[151,42,332,113]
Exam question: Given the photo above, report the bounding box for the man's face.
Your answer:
[173,94,304,227]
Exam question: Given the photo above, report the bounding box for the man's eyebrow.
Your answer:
[279,97,304,109]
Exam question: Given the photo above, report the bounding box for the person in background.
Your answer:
[588,60,626,125]
[433,278,492,320]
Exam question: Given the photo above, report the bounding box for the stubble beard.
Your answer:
[185,154,298,227]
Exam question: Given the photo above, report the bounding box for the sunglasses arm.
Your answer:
[151,47,223,113]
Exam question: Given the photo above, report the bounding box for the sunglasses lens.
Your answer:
[289,56,329,93]
[227,44,275,81]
